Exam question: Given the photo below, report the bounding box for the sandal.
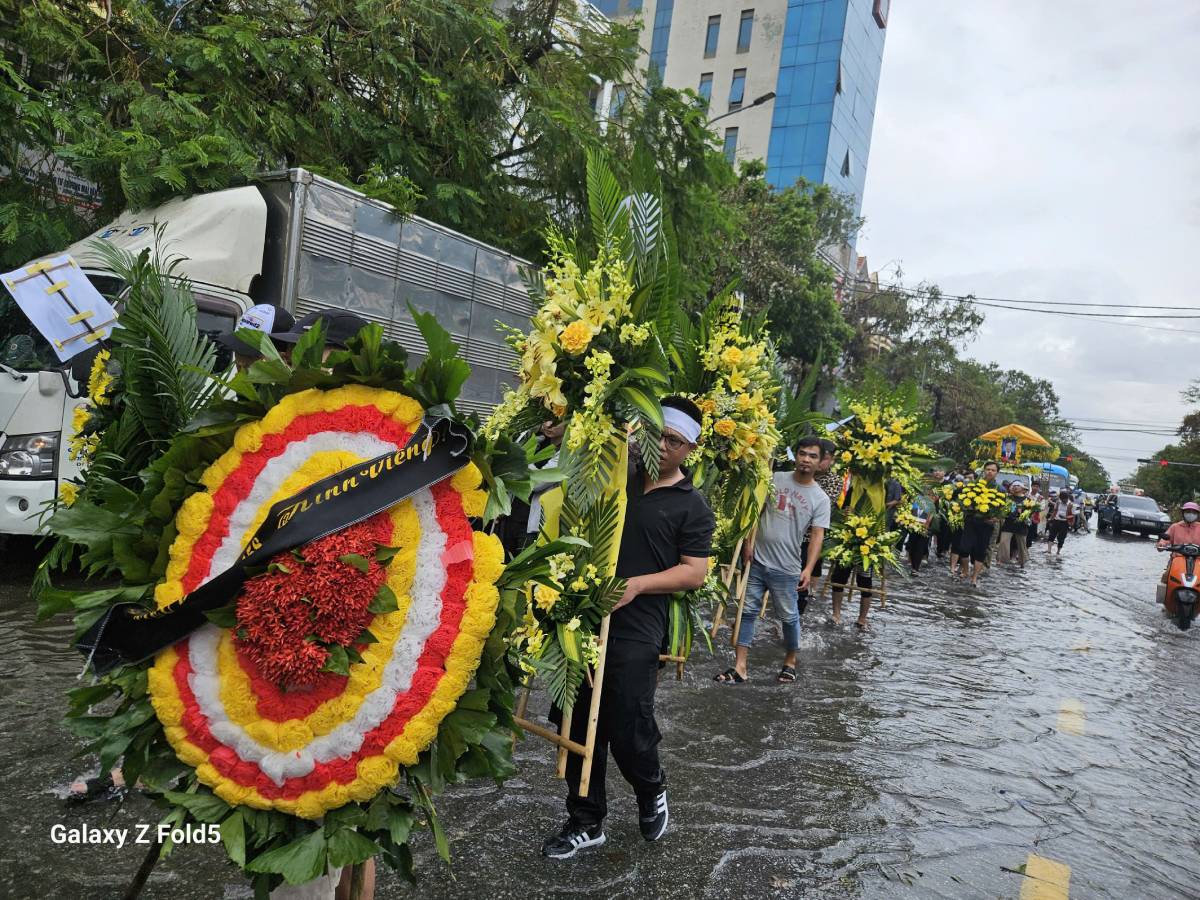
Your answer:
[776,665,797,684]
[714,668,747,684]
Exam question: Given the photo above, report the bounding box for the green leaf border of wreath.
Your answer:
[33,246,522,896]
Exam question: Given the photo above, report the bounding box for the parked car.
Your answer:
[1096,493,1171,538]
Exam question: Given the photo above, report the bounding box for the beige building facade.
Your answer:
[632,1,788,167]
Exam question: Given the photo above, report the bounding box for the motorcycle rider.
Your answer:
[1156,501,1200,581]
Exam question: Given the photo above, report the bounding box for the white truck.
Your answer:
[0,168,532,536]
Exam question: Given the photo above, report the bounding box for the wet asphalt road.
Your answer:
[1,525,1197,899]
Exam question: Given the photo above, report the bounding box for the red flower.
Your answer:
[235,513,391,689]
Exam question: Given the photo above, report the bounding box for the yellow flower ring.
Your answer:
[145,386,499,818]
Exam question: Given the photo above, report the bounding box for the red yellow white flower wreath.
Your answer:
[145,385,500,819]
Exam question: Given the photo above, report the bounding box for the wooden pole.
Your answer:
[729,553,754,647]
[515,684,531,721]
[514,717,588,756]
[349,862,368,900]
[555,704,573,779]
[577,614,611,799]
[121,839,162,900]
[709,536,744,640]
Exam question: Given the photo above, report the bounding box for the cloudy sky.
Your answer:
[856,1,1200,482]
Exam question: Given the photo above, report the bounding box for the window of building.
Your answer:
[728,69,746,110]
[698,72,713,106]
[609,84,628,119]
[840,151,851,177]
[705,15,721,58]
[723,127,739,163]
[587,83,601,113]
[737,10,754,52]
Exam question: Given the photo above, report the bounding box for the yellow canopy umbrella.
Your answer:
[977,424,1051,447]
[975,423,1057,464]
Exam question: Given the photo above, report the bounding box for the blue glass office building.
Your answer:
[766,0,887,217]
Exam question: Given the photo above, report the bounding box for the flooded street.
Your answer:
[2,526,1197,899]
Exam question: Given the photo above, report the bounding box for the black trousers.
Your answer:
[934,519,951,557]
[831,564,872,596]
[558,637,664,827]
[961,518,994,564]
[1048,519,1070,549]
[795,540,822,613]
[907,533,930,570]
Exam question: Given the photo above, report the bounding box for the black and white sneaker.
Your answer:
[541,819,606,859]
[638,790,669,842]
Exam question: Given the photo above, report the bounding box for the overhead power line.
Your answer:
[1063,416,1183,428]
[842,282,1200,336]
[845,278,1200,311]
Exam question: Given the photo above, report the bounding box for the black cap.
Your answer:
[270,309,370,350]
[215,304,296,357]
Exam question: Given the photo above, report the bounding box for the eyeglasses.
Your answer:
[661,433,690,452]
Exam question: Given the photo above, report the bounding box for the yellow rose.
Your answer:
[714,419,737,437]
[534,584,560,611]
[59,481,78,507]
[854,526,869,538]
[559,320,593,354]
[841,451,853,463]
[721,346,743,367]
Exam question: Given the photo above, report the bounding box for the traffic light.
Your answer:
[1161,459,1170,467]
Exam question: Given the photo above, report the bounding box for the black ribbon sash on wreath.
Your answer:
[76,416,473,676]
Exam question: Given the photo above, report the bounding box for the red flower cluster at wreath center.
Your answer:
[235,513,392,690]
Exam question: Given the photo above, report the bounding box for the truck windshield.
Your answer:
[0,294,59,371]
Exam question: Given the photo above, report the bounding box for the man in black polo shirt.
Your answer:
[542,397,715,859]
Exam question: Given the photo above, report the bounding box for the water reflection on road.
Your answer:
[1,527,1197,898]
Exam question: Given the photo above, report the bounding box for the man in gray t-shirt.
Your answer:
[715,437,831,685]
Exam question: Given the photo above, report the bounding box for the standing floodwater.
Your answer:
[1,527,1196,898]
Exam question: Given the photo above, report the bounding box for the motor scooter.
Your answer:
[1156,543,1200,630]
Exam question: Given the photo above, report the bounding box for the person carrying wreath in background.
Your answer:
[795,438,841,615]
[957,461,1002,587]
[903,485,937,575]
[1045,488,1074,556]
[716,436,830,685]
[997,480,1031,568]
[543,397,713,860]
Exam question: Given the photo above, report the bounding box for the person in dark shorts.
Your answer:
[958,461,1001,587]
[1045,488,1074,556]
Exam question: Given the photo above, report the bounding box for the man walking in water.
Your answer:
[542,397,714,859]
[716,436,830,684]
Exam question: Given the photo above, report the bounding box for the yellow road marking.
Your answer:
[1056,699,1086,735]
[1020,853,1071,899]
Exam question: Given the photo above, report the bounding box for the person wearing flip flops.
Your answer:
[716,436,830,685]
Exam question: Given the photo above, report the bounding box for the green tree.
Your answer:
[708,160,859,371]
[1058,444,1110,493]
[0,0,732,272]
[1129,445,1200,510]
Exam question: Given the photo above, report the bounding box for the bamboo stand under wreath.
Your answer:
[810,569,889,609]
[512,615,611,798]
